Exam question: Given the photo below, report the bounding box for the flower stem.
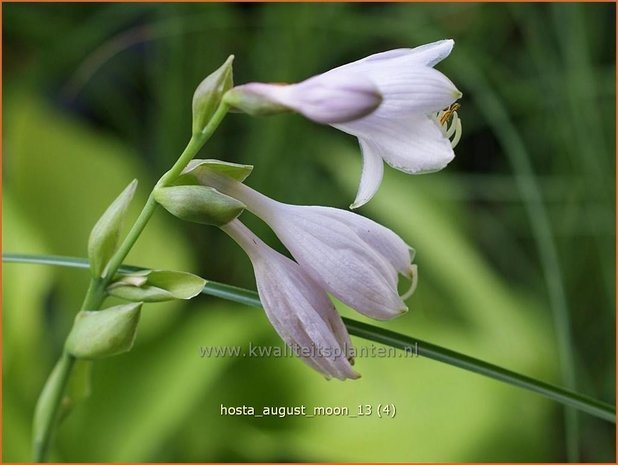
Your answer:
[29,102,229,462]
[7,253,616,425]
[103,101,229,284]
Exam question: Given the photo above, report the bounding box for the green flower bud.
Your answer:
[88,180,138,278]
[66,303,142,359]
[193,55,234,134]
[108,270,206,302]
[154,185,244,226]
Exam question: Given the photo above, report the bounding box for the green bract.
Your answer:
[107,270,206,302]
[87,179,137,278]
[192,55,234,135]
[65,303,142,359]
[154,185,245,226]
[182,158,253,183]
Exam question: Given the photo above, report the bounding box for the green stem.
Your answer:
[99,136,201,284]
[29,102,229,462]
[102,102,229,285]
[6,253,615,425]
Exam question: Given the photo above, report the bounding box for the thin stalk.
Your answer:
[5,253,615,425]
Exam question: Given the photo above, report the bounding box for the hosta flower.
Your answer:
[191,167,417,320]
[225,39,462,208]
[221,218,359,380]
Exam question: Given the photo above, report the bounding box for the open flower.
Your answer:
[191,167,417,320]
[221,218,359,380]
[225,39,462,208]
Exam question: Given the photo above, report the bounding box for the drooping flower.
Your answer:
[188,164,417,320]
[221,218,359,380]
[224,39,462,208]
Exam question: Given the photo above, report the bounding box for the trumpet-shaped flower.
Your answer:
[221,218,359,380]
[192,167,417,320]
[225,39,462,208]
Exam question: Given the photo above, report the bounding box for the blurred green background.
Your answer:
[3,2,615,462]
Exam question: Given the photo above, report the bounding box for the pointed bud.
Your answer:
[107,270,206,302]
[66,303,142,359]
[88,180,138,278]
[192,55,234,134]
[154,185,245,226]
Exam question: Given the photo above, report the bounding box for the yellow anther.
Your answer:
[438,103,461,125]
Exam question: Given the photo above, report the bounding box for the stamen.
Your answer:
[439,103,461,125]
[450,117,462,148]
[445,111,459,138]
[436,103,462,148]
[401,264,418,300]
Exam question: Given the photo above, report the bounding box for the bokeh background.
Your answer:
[3,2,616,462]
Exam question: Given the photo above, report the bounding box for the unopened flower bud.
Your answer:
[192,55,234,134]
[66,303,142,359]
[154,185,245,226]
[88,179,138,278]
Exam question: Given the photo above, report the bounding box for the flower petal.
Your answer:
[364,66,461,115]
[272,206,408,320]
[340,39,454,70]
[315,207,414,277]
[391,39,454,67]
[255,257,358,379]
[350,139,384,209]
[283,72,382,124]
[336,113,455,175]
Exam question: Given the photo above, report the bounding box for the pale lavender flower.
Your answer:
[191,167,417,320]
[225,39,462,208]
[221,218,359,380]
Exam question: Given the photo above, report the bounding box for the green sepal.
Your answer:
[154,185,245,226]
[182,158,253,183]
[88,179,138,278]
[65,302,142,359]
[192,55,234,134]
[107,270,206,302]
